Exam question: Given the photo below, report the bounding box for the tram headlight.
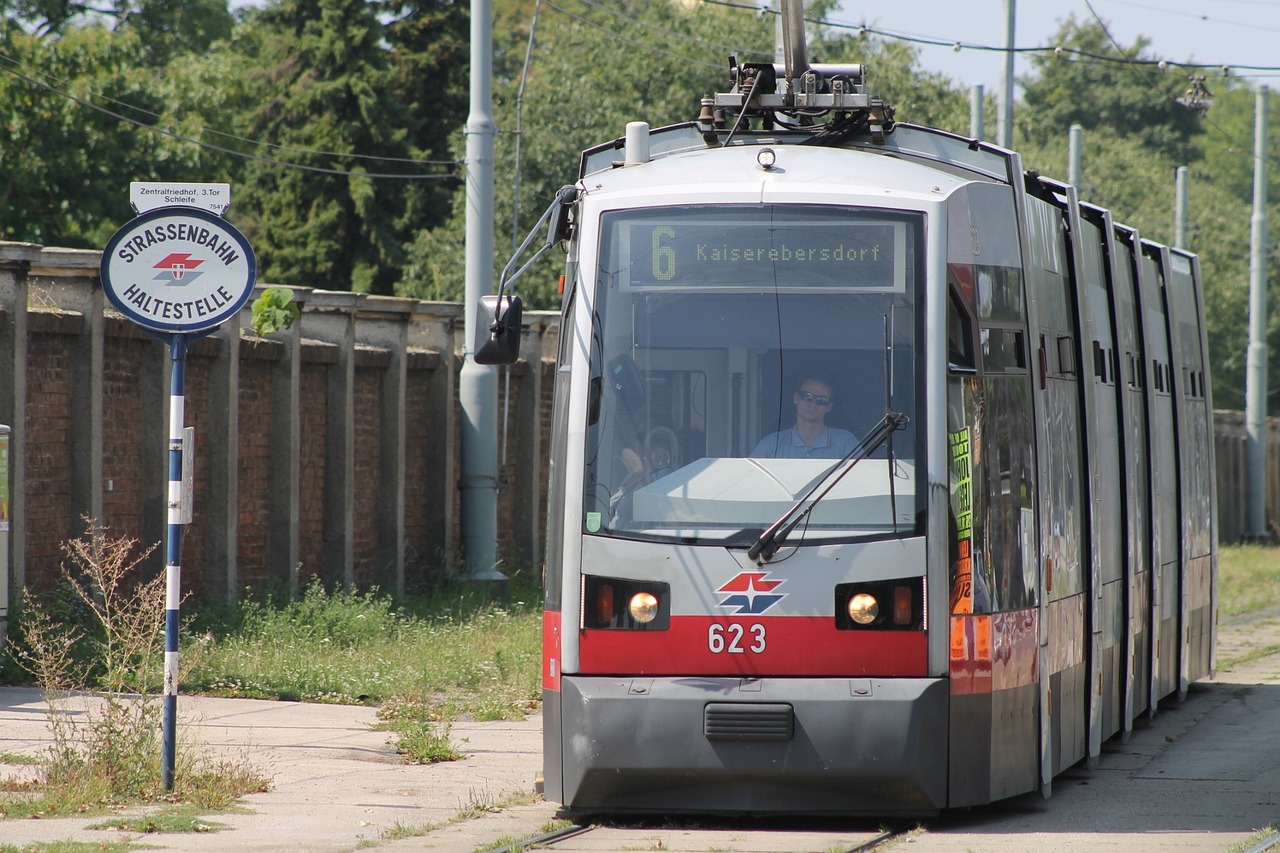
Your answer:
[847,593,879,625]
[629,592,659,623]
[582,575,670,630]
[835,577,924,631]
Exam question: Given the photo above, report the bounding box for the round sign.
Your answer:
[100,205,257,335]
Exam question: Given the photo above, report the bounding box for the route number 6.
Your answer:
[708,623,767,654]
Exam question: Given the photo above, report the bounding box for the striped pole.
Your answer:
[162,334,187,790]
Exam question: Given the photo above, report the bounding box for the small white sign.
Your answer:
[130,182,231,216]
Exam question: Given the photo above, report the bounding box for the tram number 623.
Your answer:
[708,623,766,654]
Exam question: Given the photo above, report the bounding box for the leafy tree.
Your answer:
[4,0,233,61]
[227,0,445,294]
[1019,16,1204,163]
[0,25,206,246]
[397,0,966,308]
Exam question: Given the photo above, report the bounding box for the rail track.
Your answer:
[491,820,915,852]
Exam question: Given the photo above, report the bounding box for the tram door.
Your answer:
[1110,227,1154,722]
[1074,206,1126,751]
[1023,190,1088,777]
[945,182,1040,806]
[1164,251,1215,688]
[1138,243,1181,706]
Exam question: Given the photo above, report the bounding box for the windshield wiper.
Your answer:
[746,410,909,564]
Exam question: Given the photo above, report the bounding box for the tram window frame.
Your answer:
[980,326,1026,374]
[947,284,979,375]
[1056,335,1076,377]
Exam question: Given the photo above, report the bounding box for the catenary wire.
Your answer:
[0,50,461,179]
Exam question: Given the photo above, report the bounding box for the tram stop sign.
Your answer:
[100,205,257,336]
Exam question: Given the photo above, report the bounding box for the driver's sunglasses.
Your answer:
[797,390,832,406]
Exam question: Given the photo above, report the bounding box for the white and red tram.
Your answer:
[479,8,1217,816]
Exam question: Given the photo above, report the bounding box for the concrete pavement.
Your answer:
[2,612,1280,852]
[0,690,558,851]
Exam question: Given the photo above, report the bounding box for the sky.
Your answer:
[831,0,1280,93]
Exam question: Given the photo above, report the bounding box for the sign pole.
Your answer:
[100,186,256,793]
[162,333,187,790]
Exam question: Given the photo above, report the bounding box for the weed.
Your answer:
[88,804,230,834]
[185,573,542,724]
[377,788,543,848]
[2,521,270,818]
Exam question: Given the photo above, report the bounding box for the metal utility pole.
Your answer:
[970,85,984,140]
[1174,166,1189,249]
[460,0,505,581]
[774,0,784,65]
[1246,86,1269,539]
[998,0,1015,148]
[1068,124,1082,188]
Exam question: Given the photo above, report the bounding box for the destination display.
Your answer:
[611,207,911,292]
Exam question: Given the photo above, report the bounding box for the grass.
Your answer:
[185,573,542,712]
[350,788,544,848]
[87,804,231,834]
[1217,543,1280,620]
[183,570,543,763]
[0,521,272,822]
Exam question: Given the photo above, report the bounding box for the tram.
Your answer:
[478,0,1217,817]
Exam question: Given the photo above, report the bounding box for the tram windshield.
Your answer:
[583,204,925,546]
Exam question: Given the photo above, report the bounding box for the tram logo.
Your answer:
[717,571,786,615]
[153,253,206,285]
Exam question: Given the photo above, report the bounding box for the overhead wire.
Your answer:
[0,48,462,179]
[541,0,727,69]
[1,0,1275,179]
[570,0,771,57]
[700,0,1280,73]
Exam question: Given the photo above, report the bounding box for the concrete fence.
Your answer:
[1213,409,1280,544]
[0,242,559,643]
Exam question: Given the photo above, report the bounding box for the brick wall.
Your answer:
[23,313,74,591]
[352,361,383,589]
[101,323,155,556]
[237,341,277,593]
[297,353,330,591]
[0,247,560,613]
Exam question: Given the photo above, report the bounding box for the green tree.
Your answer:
[1019,16,1203,163]
[4,0,233,61]
[398,0,958,308]
[227,0,445,294]
[0,25,207,246]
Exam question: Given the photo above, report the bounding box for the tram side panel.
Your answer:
[1164,250,1216,687]
[1075,206,1127,744]
[1138,244,1181,705]
[1023,191,1089,776]
[945,182,1041,807]
[1108,228,1154,724]
[541,284,579,806]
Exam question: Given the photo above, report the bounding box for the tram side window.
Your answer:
[947,284,977,374]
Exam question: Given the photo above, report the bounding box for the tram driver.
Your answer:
[751,377,858,459]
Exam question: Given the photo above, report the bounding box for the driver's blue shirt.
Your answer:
[751,426,858,458]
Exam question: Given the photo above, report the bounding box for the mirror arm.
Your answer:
[495,185,580,323]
